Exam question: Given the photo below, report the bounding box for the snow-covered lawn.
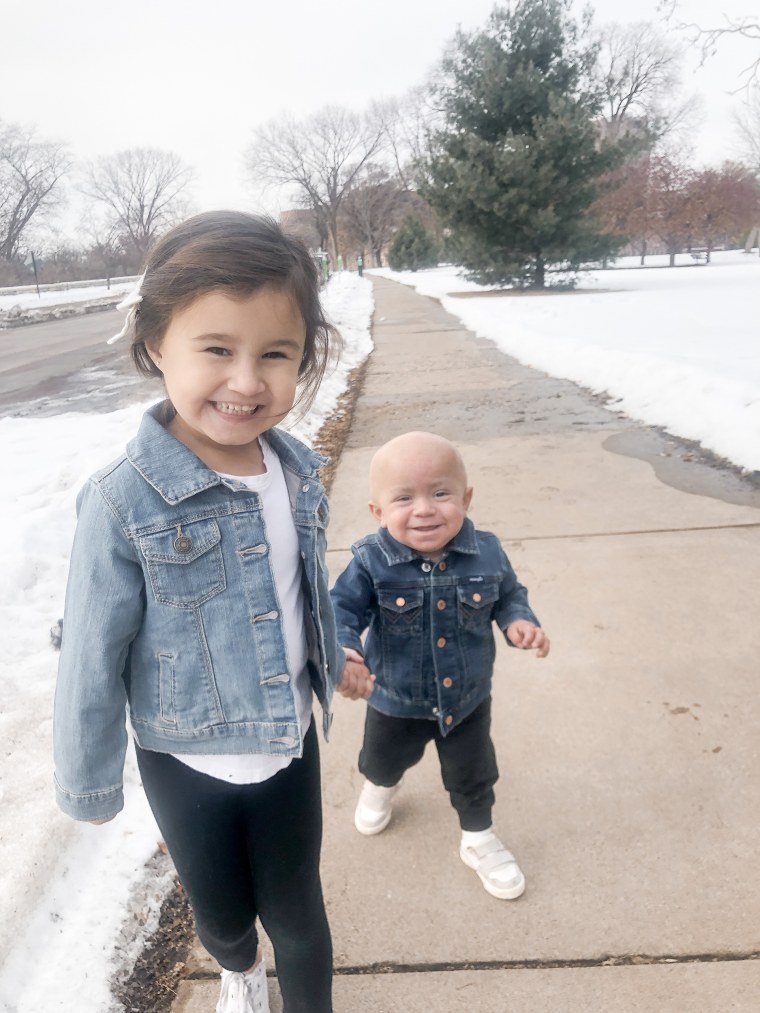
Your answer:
[0,282,134,313]
[0,272,373,1012]
[372,250,760,473]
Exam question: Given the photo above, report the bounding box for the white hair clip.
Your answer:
[107,275,145,345]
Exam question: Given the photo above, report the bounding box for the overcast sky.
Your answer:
[1,0,756,236]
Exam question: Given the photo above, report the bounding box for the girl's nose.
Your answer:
[228,360,266,396]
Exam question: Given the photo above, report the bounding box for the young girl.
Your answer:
[53,211,373,1013]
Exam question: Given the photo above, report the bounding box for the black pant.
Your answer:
[358,697,499,832]
[135,722,332,1013]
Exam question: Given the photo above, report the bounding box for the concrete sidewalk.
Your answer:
[173,275,760,1011]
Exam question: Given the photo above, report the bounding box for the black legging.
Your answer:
[359,697,499,831]
[135,722,332,1013]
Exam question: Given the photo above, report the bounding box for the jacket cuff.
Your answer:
[54,776,124,822]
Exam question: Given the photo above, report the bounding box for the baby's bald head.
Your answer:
[368,432,472,558]
[369,431,468,501]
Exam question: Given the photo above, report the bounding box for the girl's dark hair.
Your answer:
[130,210,338,417]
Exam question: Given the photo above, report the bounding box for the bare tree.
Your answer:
[372,87,441,190]
[0,119,71,261]
[247,106,385,264]
[734,87,760,172]
[82,147,193,259]
[650,153,697,265]
[659,2,760,90]
[688,162,760,259]
[593,20,703,152]
[339,165,416,267]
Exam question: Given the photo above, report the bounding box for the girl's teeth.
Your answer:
[217,402,257,415]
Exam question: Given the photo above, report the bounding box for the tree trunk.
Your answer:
[640,239,647,266]
[534,254,545,289]
[669,250,676,267]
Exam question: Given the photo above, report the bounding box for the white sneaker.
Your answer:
[354,778,402,835]
[460,832,526,900]
[217,958,270,1013]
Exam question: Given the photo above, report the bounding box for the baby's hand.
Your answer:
[337,651,375,700]
[506,620,550,658]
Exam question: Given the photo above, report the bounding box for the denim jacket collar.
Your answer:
[126,401,326,506]
[375,516,480,565]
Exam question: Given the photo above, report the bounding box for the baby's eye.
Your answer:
[434,489,451,498]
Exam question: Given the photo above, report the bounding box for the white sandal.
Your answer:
[460,833,526,900]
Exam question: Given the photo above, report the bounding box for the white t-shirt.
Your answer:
[173,436,312,783]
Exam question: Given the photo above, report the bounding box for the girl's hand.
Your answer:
[338,658,375,700]
[506,620,550,658]
[89,815,116,826]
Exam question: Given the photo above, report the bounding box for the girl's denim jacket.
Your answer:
[54,403,343,821]
[330,519,539,736]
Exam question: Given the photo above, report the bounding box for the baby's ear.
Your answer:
[464,486,474,511]
[368,500,385,526]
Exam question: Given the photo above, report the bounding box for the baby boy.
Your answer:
[330,431,549,899]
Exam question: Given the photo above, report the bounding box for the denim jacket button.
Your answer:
[436,599,446,610]
[395,596,406,607]
[437,637,446,648]
[438,561,446,571]
[421,562,432,572]
[445,715,453,726]
[442,677,453,688]
[173,534,192,553]
[472,592,482,603]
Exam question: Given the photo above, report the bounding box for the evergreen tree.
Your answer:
[388,217,439,271]
[421,0,632,287]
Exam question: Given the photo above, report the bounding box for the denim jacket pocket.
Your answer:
[457,579,499,629]
[378,587,424,634]
[140,518,226,608]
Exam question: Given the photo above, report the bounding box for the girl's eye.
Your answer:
[263,350,287,360]
[206,346,231,356]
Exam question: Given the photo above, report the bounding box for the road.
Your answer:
[0,309,157,417]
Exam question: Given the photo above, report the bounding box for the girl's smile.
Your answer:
[147,286,307,474]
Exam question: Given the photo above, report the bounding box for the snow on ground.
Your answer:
[0,273,373,1013]
[0,282,133,313]
[372,250,760,473]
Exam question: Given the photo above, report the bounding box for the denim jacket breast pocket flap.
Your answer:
[378,587,424,633]
[457,579,499,627]
[140,518,226,608]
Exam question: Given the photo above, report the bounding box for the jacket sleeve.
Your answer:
[329,550,375,656]
[53,480,145,821]
[492,541,541,637]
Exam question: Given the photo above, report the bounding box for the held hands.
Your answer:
[337,647,375,700]
[506,620,550,658]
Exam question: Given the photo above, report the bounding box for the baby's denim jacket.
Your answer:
[54,402,343,821]
[330,519,540,736]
